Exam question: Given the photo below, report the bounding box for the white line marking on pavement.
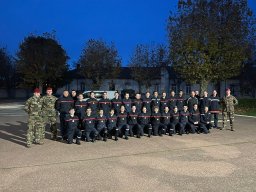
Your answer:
[235,114,256,118]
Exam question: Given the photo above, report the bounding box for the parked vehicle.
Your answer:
[82,91,116,101]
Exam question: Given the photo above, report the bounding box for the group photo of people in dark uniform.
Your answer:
[24,87,238,148]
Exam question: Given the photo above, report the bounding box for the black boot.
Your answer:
[76,139,81,145]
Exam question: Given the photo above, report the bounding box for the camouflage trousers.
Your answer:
[222,111,235,130]
[43,116,57,139]
[27,115,44,145]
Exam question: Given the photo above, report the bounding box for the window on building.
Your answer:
[171,84,177,93]
[66,84,70,91]
[80,82,85,91]
[125,82,131,89]
[154,84,160,92]
[186,84,191,95]
[109,81,115,91]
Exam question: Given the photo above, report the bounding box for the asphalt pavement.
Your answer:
[0,102,256,192]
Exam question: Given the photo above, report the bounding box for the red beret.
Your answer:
[34,88,40,93]
[47,87,52,91]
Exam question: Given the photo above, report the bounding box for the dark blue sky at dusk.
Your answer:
[1,0,256,68]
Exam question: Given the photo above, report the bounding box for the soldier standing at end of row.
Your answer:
[221,88,238,131]
[41,87,58,140]
[24,88,44,148]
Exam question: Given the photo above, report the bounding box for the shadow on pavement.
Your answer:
[0,121,55,147]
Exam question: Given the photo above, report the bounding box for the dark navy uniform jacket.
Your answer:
[122,98,132,113]
[86,98,98,112]
[107,114,117,129]
[209,96,220,113]
[189,109,200,124]
[142,97,152,113]
[111,97,122,114]
[151,96,160,110]
[133,99,143,113]
[56,96,74,114]
[138,112,151,125]
[171,111,180,124]
[98,98,111,114]
[74,100,87,119]
[199,96,211,111]
[169,96,177,111]
[200,112,212,124]
[117,111,128,126]
[96,114,107,129]
[65,115,79,130]
[187,97,198,112]
[161,111,171,125]
[179,110,190,124]
[176,95,185,111]
[151,112,161,125]
[160,97,169,113]
[128,111,138,125]
[82,114,96,131]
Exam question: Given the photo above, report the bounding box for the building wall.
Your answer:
[55,68,242,98]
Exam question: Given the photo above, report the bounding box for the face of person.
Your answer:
[193,104,198,110]
[171,91,175,97]
[71,91,76,97]
[174,107,178,113]
[213,90,217,96]
[69,109,75,116]
[164,106,169,112]
[205,107,209,112]
[204,91,208,97]
[162,92,166,98]
[226,90,231,95]
[142,107,147,113]
[132,106,136,112]
[63,91,69,97]
[91,92,95,98]
[195,91,199,96]
[184,106,188,112]
[78,94,83,101]
[34,92,40,97]
[46,90,52,96]
[179,91,183,96]
[103,92,107,99]
[86,108,92,115]
[154,107,159,113]
[99,110,104,116]
[120,106,125,112]
[135,94,141,99]
[115,92,119,99]
[153,92,158,97]
[125,93,129,99]
[146,92,150,98]
[110,110,114,115]
[191,91,195,97]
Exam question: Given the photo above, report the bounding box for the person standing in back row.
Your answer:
[209,90,220,128]
[56,90,74,141]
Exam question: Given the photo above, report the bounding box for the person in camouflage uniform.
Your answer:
[41,87,58,140]
[24,88,44,148]
[221,88,238,131]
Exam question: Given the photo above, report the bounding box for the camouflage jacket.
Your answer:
[41,95,58,116]
[24,96,43,116]
[221,95,238,112]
